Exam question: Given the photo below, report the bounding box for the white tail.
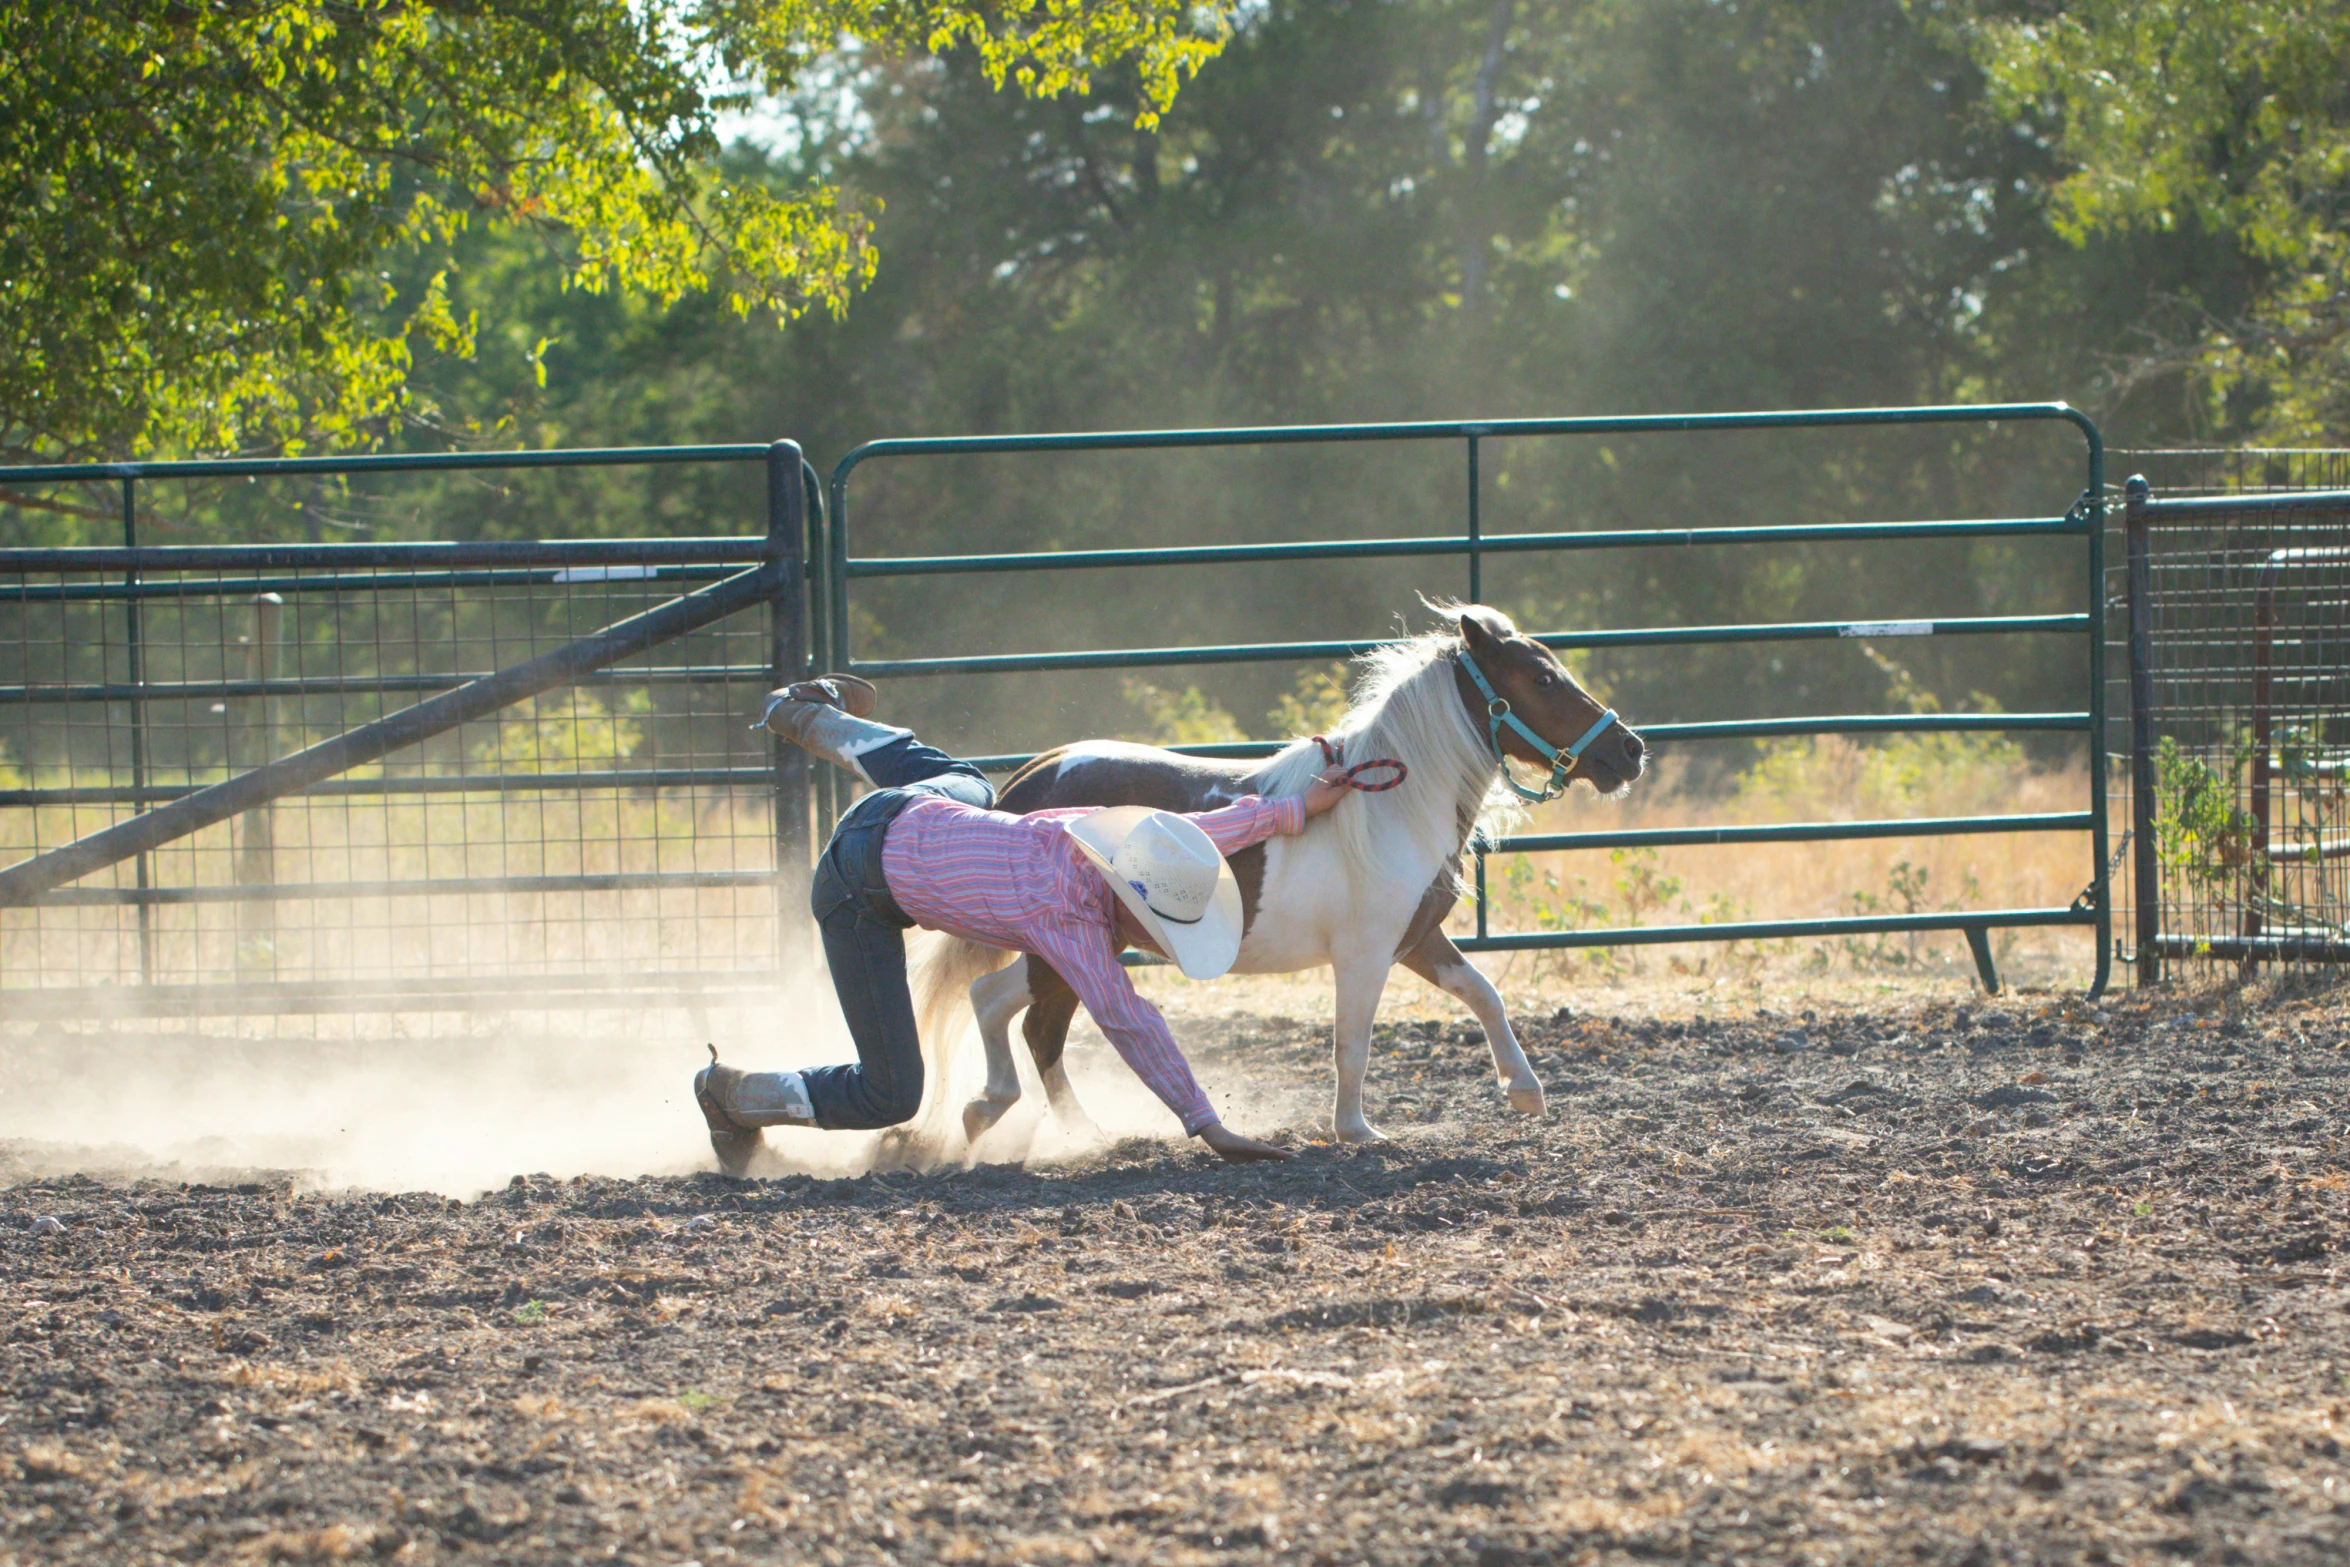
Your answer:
[872,933,1016,1169]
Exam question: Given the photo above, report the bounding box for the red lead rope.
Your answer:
[1311,735,1409,793]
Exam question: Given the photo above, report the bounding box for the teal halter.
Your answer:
[1456,646,1620,804]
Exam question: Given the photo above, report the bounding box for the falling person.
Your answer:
[695,676,1350,1173]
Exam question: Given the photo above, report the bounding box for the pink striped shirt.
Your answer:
[880,793,1307,1134]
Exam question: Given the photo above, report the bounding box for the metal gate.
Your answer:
[822,403,2112,996]
[0,443,815,1016]
[2122,474,2350,978]
[0,403,2119,1014]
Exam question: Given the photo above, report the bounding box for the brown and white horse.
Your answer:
[911,605,1647,1147]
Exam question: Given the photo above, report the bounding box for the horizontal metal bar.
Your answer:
[0,537,771,574]
[1489,812,2095,854]
[853,639,1391,677]
[0,767,773,807]
[844,517,2085,579]
[2136,488,2350,518]
[27,869,782,905]
[0,563,741,604]
[956,715,2088,774]
[0,664,771,705]
[0,971,789,1019]
[1455,907,2095,952]
[1642,714,2091,740]
[2266,835,2350,863]
[1545,614,2086,651]
[850,617,2085,679]
[0,444,770,485]
[834,402,2094,480]
[2149,933,2350,962]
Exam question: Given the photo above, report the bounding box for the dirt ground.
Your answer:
[4,982,2348,1567]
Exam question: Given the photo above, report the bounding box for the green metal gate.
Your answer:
[0,443,819,1016]
[821,403,2111,997]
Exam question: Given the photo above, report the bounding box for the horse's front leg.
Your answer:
[1399,927,1545,1117]
[1330,954,1394,1143]
[1018,958,1101,1139]
[964,960,1033,1143]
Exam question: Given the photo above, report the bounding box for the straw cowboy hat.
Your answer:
[1065,807,1244,981]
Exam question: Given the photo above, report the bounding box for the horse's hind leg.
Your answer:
[1399,926,1546,1117]
[965,960,1033,1143]
[1021,960,1099,1137]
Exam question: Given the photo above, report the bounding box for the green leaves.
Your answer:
[2152,733,2257,888]
[0,0,1229,462]
[1963,0,2350,441]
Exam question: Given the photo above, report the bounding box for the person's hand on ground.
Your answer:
[1302,767,1352,818]
[1199,1121,1295,1162]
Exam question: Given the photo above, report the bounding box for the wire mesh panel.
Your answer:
[0,446,812,1017]
[2123,476,2350,979]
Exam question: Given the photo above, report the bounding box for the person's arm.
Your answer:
[1186,770,1349,853]
[1031,918,1219,1134]
[1031,922,1294,1162]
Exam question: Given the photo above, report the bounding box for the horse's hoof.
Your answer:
[1053,1113,1107,1145]
[962,1096,1015,1144]
[1333,1121,1387,1145]
[1507,1084,1547,1117]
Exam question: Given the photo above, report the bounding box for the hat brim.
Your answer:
[1064,806,1245,981]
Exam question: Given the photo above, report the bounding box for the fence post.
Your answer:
[822,459,853,838]
[2247,553,2278,972]
[799,457,836,841]
[120,474,154,984]
[2086,431,2112,999]
[2123,476,2161,984]
[766,441,813,982]
[235,592,284,975]
[1467,430,1486,938]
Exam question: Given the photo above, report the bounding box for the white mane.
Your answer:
[1251,623,1523,890]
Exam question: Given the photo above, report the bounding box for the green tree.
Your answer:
[1963,0,2350,442]
[371,0,2203,757]
[0,0,1227,463]
[89,1,2254,758]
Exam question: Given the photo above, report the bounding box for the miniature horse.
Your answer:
[910,605,1647,1147]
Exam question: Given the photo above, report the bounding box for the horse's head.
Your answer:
[1452,607,1646,798]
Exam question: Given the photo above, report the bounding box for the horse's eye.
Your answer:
[1536,672,1556,687]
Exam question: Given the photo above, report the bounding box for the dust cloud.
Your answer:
[0,984,1205,1198]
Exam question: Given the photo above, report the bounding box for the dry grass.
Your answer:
[1467,736,2097,994]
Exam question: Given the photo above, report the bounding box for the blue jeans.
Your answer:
[801,736,996,1129]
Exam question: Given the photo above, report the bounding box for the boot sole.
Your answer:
[817,674,878,718]
[709,1126,764,1179]
[695,1063,766,1177]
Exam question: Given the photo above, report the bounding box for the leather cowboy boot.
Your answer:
[775,674,879,718]
[753,675,909,782]
[694,1045,817,1177]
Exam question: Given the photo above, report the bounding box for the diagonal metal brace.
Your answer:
[0,562,780,908]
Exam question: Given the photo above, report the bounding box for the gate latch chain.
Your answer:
[2070,829,2131,914]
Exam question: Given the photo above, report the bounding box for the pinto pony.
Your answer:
[908,605,1647,1149]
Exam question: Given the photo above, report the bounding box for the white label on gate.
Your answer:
[1840,619,1933,638]
[551,565,660,583]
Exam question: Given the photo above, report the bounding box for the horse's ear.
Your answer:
[1458,607,1510,653]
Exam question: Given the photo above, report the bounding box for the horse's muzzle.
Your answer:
[1582,726,1646,795]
